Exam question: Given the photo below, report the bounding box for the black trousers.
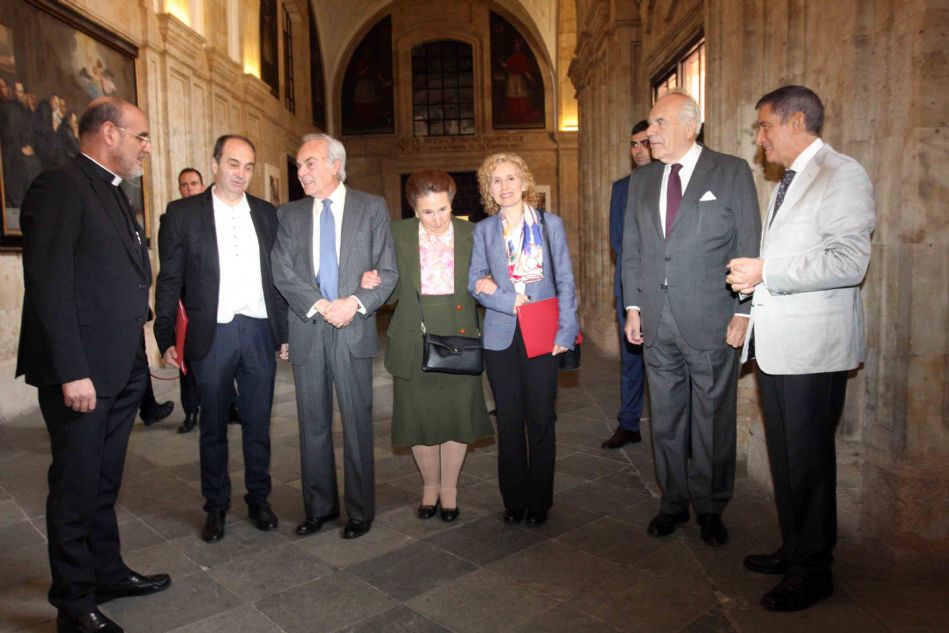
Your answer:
[484,324,559,513]
[179,366,198,414]
[40,339,148,618]
[190,316,275,513]
[757,368,847,578]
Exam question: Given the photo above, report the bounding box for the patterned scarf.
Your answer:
[501,206,544,287]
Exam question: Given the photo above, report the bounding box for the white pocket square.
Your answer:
[700,191,717,201]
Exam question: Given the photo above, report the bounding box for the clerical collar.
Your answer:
[81,152,123,186]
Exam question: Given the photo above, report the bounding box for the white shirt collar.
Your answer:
[790,137,825,173]
[320,181,346,208]
[211,186,250,211]
[82,152,122,186]
[671,142,703,172]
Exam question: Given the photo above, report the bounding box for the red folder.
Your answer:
[175,300,189,375]
[516,297,559,358]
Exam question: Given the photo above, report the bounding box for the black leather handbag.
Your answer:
[419,294,484,375]
[538,210,582,371]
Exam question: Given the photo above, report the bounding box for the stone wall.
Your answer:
[571,0,948,564]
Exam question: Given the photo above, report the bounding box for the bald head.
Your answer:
[79,97,152,179]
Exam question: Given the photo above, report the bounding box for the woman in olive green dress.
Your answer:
[372,170,493,521]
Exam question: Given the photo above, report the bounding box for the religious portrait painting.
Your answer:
[341,16,394,135]
[490,11,545,130]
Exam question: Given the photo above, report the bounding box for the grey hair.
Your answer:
[301,133,347,182]
[666,88,703,129]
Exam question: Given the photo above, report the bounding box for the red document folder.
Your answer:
[516,297,559,358]
[175,300,189,375]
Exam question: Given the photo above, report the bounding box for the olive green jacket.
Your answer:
[384,217,481,379]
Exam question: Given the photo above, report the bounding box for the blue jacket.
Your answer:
[468,209,579,351]
[609,176,630,299]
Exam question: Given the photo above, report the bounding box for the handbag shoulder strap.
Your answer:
[537,209,557,294]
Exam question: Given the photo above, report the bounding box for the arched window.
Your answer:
[411,40,475,136]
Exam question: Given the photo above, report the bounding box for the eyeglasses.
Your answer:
[116,126,153,147]
[630,139,651,148]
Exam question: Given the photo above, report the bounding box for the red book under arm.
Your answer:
[516,297,559,358]
[175,300,188,375]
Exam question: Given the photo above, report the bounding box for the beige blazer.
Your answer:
[741,144,875,374]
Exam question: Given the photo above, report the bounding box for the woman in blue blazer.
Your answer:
[468,153,579,526]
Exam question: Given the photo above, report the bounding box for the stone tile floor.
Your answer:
[1,345,946,632]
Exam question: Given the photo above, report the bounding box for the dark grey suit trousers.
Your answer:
[644,293,739,516]
[294,322,375,522]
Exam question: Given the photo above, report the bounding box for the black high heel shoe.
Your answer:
[440,506,460,522]
[417,502,439,519]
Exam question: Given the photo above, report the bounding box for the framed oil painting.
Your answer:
[341,16,394,136]
[490,11,545,130]
[0,0,140,250]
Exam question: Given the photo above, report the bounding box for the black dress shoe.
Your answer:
[439,507,460,522]
[647,511,689,537]
[744,550,789,575]
[417,504,438,519]
[525,510,548,526]
[228,403,242,425]
[97,572,171,603]
[142,401,174,426]
[57,609,124,632]
[177,410,198,434]
[503,508,525,524]
[249,501,278,531]
[697,513,728,546]
[601,426,642,449]
[761,574,833,612]
[342,519,372,539]
[295,513,340,536]
[201,510,226,542]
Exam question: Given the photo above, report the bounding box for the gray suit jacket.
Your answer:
[741,144,875,374]
[468,209,579,352]
[622,146,761,350]
[271,187,398,362]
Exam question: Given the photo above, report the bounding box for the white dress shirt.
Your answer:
[311,181,347,276]
[305,183,366,318]
[212,187,268,323]
[658,142,703,236]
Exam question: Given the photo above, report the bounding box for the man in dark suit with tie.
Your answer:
[154,135,288,543]
[728,85,875,611]
[271,133,397,540]
[622,91,761,546]
[17,97,170,633]
[602,119,652,449]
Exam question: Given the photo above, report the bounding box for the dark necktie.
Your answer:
[769,169,796,227]
[665,163,683,239]
[317,198,338,301]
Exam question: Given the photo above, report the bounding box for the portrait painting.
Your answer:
[341,16,394,136]
[0,0,139,250]
[490,12,545,130]
[264,163,281,207]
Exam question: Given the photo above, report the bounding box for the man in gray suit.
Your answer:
[728,85,874,612]
[271,133,397,540]
[623,91,761,546]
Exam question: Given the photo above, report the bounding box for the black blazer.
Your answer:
[16,155,152,396]
[154,188,288,361]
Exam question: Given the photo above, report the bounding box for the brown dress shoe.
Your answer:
[601,426,642,449]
